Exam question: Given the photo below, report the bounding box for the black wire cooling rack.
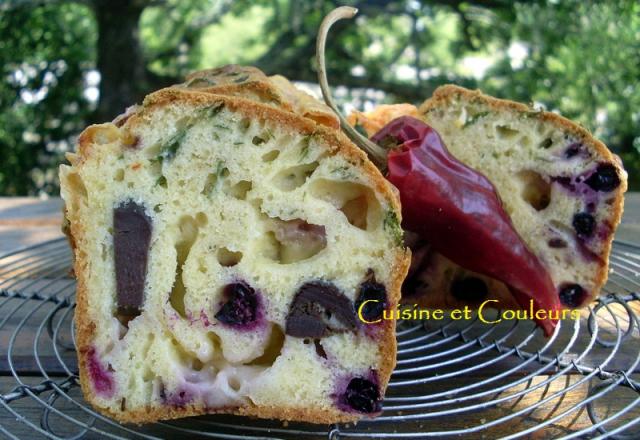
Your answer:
[0,237,639,439]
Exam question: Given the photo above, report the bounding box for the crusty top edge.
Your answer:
[420,84,628,189]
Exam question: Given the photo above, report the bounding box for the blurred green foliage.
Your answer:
[0,0,638,196]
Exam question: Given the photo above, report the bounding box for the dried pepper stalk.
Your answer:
[316,7,560,335]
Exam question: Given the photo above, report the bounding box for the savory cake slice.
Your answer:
[350,85,626,312]
[60,85,409,424]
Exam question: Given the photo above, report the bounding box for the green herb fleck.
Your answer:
[463,111,489,128]
[234,141,243,146]
[299,136,311,161]
[213,124,230,131]
[383,210,404,247]
[156,175,167,188]
[156,129,186,163]
[234,75,249,83]
[540,138,553,149]
[331,166,355,179]
[203,160,227,195]
[203,102,225,118]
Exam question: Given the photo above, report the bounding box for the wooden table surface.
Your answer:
[0,195,639,439]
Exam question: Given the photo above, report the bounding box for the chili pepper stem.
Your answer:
[316,6,389,171]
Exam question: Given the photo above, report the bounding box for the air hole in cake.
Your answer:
[116,313,135,335]
[261,150,280,162]
[248,324,284,366]
[340,196,368,230]
[517,170,551,211]
[228,376,242,392]
[114,169,125,182]
[264,218,327,264]
[225,180,252,200]
[169,275,187,318]
[548,238,568,248]
[202,163,230,195]
[272,162,319,191]
[564,143,584,158]
[195,212,208,226]
[520,135,532,147]
[208,332,222,352]
[239,118,251,132]
[217,247,242,267]
[550,220,575,239]
[169,215,200,318]
[310,179,382,230]
[192,358,204,371]
[496,125,520,140]
[86,124,121,145]
[252,132,271,146]
[259,231,281,261]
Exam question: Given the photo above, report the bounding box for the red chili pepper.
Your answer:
[373,116,560,336]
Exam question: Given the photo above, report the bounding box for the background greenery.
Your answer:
[1,0,638,196]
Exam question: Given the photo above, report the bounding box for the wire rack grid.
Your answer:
[0,237,639,439]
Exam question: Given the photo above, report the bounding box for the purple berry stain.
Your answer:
[160,383,193,408]
[551,162,621,241]
[585,164,621,192]
[336,371,382,414]
[86,347,115,398]
[215,282,261,329]
[200,310,212,327]
[563,143,588,159]
[572,212,596,238]
[168,389,193,408]
[355,271,387,324]
[559,283,588,307]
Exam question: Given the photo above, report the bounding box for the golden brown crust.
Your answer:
[70,86,409,425]
[419,85,627,305]
[176,64,339,130]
